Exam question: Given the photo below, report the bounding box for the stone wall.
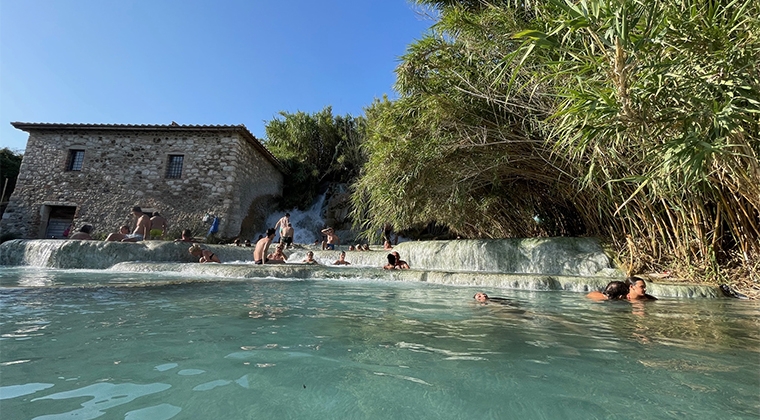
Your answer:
[0,126,283,239]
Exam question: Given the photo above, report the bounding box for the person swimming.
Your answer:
[473,292,512,305]
[586,281,630,301]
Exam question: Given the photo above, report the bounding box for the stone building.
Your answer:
[1,123,285,239]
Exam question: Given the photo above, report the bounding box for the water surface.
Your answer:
[1,267,758,419]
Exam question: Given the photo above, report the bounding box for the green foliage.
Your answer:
[0,148,23,203]
[354,0,760,281]
[264,107,366,209]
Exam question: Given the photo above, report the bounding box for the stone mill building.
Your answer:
[1,122,286,239]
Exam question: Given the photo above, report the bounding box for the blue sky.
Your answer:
[0,0,433,152]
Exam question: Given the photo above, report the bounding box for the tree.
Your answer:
[0,148,23,210]
[264,107,367,209]
[353,0,760,282]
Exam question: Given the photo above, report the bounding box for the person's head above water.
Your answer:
[602,281,629,300]
[474,292,489,302]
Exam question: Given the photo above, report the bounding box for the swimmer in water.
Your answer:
[473,292,512,305]
[586,281,629,301]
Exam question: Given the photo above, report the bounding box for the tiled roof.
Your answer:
[10,122,286,173]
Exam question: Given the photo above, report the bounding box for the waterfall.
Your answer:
[0,238,728,298]
[263,194,327,244]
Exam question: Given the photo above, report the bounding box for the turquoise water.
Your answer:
[1,267,758,419]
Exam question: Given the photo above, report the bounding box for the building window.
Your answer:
[166,155,184,178]
[66,150,85,171]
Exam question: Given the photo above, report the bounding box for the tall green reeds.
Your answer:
[352,0,759,288]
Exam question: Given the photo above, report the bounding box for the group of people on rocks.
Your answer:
[64,207,169,242]
[62,209,667,301]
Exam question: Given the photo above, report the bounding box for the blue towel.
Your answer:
[207,217,220,235]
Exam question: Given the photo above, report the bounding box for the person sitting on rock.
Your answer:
[174,229,196,243]
[105,225,131,241]
[69,224,94,240]
[267,243,288,264]
[188,244,220,263]
[383,253,397,270]
[392,251,409,269]
[321,227,340,250]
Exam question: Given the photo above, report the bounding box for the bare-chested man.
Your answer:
[281,223,294,249]
[274,213,290,242]
[253,228,276,264]
[122,206,151,242]
[321,227,340,250]
[149,212,168,240]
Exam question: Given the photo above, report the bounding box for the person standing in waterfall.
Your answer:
[254,228,276,264]
[274,213,290,243]
[281,223,294,249]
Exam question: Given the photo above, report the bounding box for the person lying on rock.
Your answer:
[188,244,220,263]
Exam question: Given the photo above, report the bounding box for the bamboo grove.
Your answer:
[350,0,760,286]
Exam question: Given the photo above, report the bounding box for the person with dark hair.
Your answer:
[302,251,318,264]
[275,213,290,242]
[473,292,512,305]
[69,224,94,240]
[383,253,397,270]
[105,225,131,241]
[333,251,350,265]
[173,229,196,243]
[267,243,288,264]
[626,277,658,301]
[586,281,630,301]
[282,223,294,249]
[122,206,151,242]
[392,251,409,269]
[149,212,168,240]
[321,227,340,250]
[254,228,276,264]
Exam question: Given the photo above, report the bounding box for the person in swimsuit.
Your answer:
[149,212,168,240]
[253,228,275,264]
[122,206,151,242]
[188,244,221,263]
[281,223,294,249]
[274,213,290,243]
[321,227,340,250]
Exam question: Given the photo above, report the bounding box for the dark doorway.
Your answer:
[43,206,76,238]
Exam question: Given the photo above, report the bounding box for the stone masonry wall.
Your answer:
[0,128,283,239]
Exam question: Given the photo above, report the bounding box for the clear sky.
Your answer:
[0,0,433,152]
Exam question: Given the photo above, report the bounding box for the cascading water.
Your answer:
[263,194,327,244]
